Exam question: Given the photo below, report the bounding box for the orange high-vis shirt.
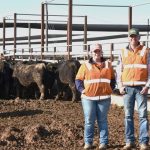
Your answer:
[76,61,115,100]
[121,45,149,86]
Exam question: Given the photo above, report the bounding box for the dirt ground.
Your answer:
[0,98,149,150]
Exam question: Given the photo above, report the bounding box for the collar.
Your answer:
[88,57,105,64]
[126,43,143,52]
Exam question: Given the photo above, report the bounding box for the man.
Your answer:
[118,28,149,150]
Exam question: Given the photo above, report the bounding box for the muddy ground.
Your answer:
[0,98,149,150]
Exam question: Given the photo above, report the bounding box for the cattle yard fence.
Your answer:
[2,40,149,66]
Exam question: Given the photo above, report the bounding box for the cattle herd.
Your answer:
[0,59,81,102]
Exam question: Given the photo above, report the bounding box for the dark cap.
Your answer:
[128,28,139,36]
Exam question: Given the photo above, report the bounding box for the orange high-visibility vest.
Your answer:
[121,45,148,86]
[76,61,114,100]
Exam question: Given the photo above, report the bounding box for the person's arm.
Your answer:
[75,64,86,94]
[140,49,150,94]
[75,79,84,93]
[109,62,116,90]
[145,50,150,87]
[116,53,126,94]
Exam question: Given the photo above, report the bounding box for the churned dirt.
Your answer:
[0,98,149,150]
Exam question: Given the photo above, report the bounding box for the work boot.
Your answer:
[84,144,93,149]
[99,144,107,150]
[123,143,136,150]
[140,144,149,150]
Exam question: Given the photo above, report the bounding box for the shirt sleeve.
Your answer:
[75,79,84,93]
[145,50,150,87]
[75,64,86,93]
[109,62,116,90]
[75,63,86,80]
[116,53,123,88]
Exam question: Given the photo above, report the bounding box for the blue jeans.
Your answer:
[81,98,111,145]
[124,86,149,144]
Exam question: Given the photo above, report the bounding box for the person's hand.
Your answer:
[140,86,149,94]
[81,89,85,94]
[119,86,126,95]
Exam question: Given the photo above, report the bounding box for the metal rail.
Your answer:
[46,3,129,7]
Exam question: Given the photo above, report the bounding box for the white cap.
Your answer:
[90,43,102,52]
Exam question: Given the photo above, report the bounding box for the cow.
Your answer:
[12,62,46,100]
[44,62,57,99]
[55,59,81,102]
[0,60,13,99]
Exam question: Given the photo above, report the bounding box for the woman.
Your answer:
[75,43,115,150]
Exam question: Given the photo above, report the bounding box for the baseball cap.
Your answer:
[128,28,139,36]
[90,43,102,52]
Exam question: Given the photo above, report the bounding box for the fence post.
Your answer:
[53,47,56,61]
[110,43,114,62]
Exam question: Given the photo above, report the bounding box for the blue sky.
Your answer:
[0,0,150,51]
[0,0,150,24]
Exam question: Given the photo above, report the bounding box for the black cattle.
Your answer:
[44,62,57,99]
[55,59,81,102]
[12,62,46,100]
[0,60,13,99]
